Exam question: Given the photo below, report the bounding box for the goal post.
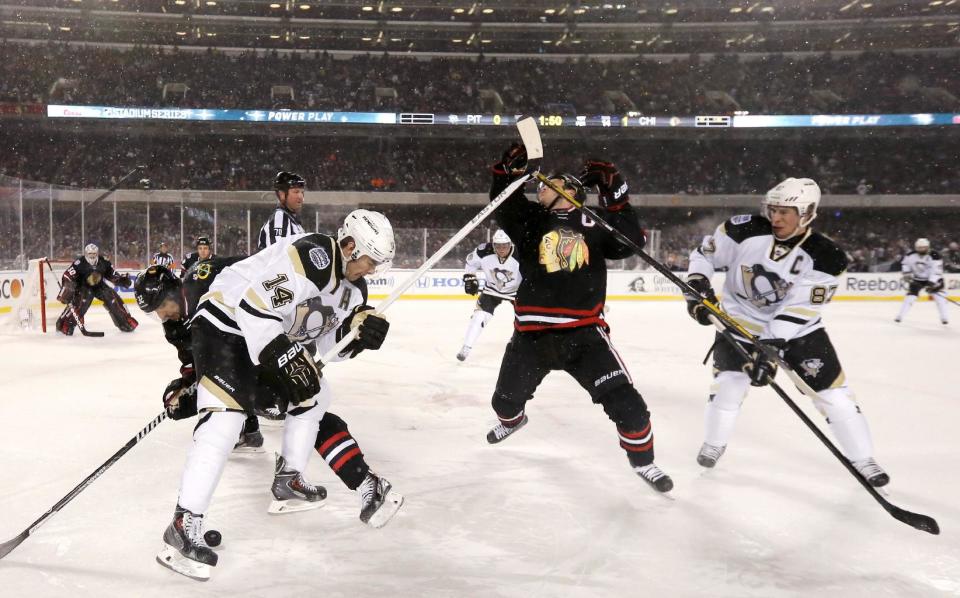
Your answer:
[2,258,69,333]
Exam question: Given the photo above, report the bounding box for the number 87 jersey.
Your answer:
[197,233,362,365]
[687,214,848,342]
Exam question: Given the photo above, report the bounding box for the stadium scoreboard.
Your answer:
[46,105,960,129]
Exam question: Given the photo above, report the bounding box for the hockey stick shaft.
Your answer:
[934,292,960,307]
[317,118,543,365]
[45,258,105,337]
[0,411,167,559]
[58,166,146,225]
[535,173,939,534]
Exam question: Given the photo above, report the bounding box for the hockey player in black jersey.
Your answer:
[180,236,214,275]
[55,243,138,335]
[484,145,673,493]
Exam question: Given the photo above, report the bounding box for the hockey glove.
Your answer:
[901,272,914,284]
[338,305,390,357]
[163,377,198,420]
[115,273,133,288]
[926,280,945,294]
[259,334,322,406]
[463,274,480,295]
[579,160,629,211]
[742,339,786,387]
[57,279,76,305]
[684,274,719,326]
[491,142,527,177]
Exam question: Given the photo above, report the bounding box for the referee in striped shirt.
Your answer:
[257,171,306,250]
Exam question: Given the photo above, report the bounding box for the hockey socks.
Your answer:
[315,413,369,490]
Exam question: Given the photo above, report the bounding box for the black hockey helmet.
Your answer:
[541,172,587,205]
[195,236,211,248]
[134,265,182,313]
[274,171,306,193]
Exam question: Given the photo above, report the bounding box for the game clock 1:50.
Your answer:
[537,115,563,127]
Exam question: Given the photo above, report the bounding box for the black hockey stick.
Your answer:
[934,292,960,308]
[0,411,167,560]
[45,258,105,337]
[58,166,148,226]
[535,172,940,535]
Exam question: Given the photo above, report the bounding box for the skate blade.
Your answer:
[366,491,405,529]
[267,497,326,515]
[156,545,211,581]
[232,445,265,454]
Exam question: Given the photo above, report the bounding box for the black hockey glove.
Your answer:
[163,377,198,421]
[579,160,629,211]
[337,305,390,357]
[926,280,945,294]
[684,274,718,326]
[742,339,786,387]
[259,334,322,406]
[491,142,527,177]
[463,274,480,295]
[115,273,133,288]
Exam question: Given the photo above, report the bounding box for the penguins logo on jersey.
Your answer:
[800,358,824,378]
[288,297,338,342]
[738,264,792,307]
[491,268,515,290]
[539,228,589,273]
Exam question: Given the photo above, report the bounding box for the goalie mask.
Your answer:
[337,209,395,275]
[134,265,183,317]
[84,243,99,266]
[762,177,821,232]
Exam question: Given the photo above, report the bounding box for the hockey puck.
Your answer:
[204,529,222,547]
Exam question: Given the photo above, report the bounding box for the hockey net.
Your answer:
[2,258,70,333]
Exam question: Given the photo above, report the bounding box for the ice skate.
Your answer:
[696,443,726,468]
[256,406,285,427]
[634,463,674,493]
[456,346,470,362]
[851,457,890,487]
[156,505,217,581]
[233,429,264,453]
[358,471,405,528]
[486,414,528,444]
[268,454,327,514]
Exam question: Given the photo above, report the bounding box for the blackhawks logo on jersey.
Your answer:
[738,263,792,307]
[539,228,589,273]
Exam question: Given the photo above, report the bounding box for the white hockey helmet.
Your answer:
[492,229,512,246]
[915,238,931,253]
[337,209,395,274]
[762,177,821,229]
[84,243,99,266]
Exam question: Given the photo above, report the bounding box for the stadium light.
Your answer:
[270,3,281,8]
[482,8,494,13]
[453,8,465,13]
[391,6,403,12]
[362,6,374,11]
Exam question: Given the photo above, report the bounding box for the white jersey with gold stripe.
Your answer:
[196,233,362,364]
[687,214,848,342]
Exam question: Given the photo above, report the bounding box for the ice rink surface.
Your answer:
[0,299,957,597]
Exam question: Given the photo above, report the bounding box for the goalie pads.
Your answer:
[57,278,76,305]
[259,334,322,406]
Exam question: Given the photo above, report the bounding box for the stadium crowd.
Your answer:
[1,43,958,115]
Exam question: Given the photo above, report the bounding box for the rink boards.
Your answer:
[1,269,958,314]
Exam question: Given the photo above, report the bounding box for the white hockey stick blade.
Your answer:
[156,545,211,581]
[267,496,327,515]
[365,490,405,529]
[516,116,543,161]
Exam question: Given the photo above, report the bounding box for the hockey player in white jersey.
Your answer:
[895,238,949,325]
[457,229,521,361]
[157,210,400,581]
[684,177,890,488]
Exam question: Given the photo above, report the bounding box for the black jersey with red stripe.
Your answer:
[490,171,645,332]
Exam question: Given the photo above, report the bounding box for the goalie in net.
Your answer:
[52,244,138,335]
